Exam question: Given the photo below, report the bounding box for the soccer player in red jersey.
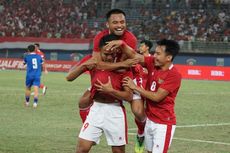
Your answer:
[122,39,182,153]
[71,9,147,152]
[92,9,137,63]
[67,34,133,153]
[136,39,153,89]
[34,43,48,95]
[77,9,137,124]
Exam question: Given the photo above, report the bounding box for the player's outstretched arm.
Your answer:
[66,58,96,81]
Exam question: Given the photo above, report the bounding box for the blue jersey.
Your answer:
[24,53,43,78]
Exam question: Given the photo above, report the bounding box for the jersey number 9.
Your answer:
[32,58,38,69]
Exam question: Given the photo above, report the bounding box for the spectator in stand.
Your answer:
[0,0,229,42]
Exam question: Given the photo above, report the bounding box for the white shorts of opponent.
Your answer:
[79,101,128,146]
[145,118,176,153]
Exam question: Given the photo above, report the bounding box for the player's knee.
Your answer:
[131,106,145,121]
[78,97,92,108]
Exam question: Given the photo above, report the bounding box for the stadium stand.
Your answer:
[0,0,229,43]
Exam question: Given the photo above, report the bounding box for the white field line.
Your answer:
[128,123,230,131]
[128,133,230,146]
[173,137,230,146]
[128,122,230,146]
[177,123,230,128]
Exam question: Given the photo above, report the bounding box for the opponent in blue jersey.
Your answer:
[24,45,43,108]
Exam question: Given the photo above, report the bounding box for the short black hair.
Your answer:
[140,40,153,50]
[156,39,180,61]
[99,34,120,49]
[34,43,40,47]
[27,45,35,52]
[106,9,126,20]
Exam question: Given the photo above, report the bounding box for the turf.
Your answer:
[0,70,229,153]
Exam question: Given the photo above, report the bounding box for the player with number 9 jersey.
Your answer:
[24,52,43,87]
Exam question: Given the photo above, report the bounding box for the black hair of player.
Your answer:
[34,43,40,47]
[156,39,180,61]
[99,34,121,49]
[106,9,126,20]
[27,45,35,52]
[140,40,153,50]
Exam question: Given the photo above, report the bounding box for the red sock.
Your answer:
[79,106,91,123]
[135,118,146,136]
[40,84,44,89]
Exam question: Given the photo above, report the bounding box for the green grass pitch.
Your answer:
[0,70,230,153]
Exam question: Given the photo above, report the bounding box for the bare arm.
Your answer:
[66,64,87,81]
[42,62,48,74]
[92,51,124,70]
[123,77,169,102]
[105,40,146,65]
[66,58,96,81]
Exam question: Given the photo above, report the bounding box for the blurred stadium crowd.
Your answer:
[0,0,229,42]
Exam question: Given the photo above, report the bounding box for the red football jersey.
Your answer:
[35,50,45,60]
[144,56,182,125]
[90,69,133,103]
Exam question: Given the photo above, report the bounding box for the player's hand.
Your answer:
[122,58,139,68]
[104,40,123,52]
[94,76,113,93]
[122,77,136,90]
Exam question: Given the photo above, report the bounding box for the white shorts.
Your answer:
[79,101,128,146]
[145,118,176,153]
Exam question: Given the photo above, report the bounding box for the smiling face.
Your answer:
[106,13,126,36]
[153,46,172,67]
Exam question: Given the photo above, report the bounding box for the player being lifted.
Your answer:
[67,34,133,153]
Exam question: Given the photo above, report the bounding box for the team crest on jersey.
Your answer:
[158,78,164,84]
